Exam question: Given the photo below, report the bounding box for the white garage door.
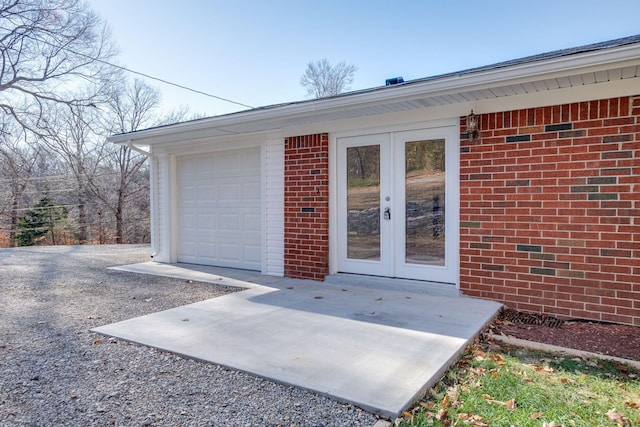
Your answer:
[176,147,261,270]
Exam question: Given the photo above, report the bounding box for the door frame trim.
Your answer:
[328,118,460,287]
[335,132,392,276]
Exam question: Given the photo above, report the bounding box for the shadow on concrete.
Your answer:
[96,261,502,418]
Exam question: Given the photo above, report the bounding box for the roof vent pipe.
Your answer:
[385,77,404,86]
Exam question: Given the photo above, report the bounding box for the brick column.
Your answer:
[284,134,329,280]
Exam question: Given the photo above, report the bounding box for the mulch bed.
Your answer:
[490,318,640,362]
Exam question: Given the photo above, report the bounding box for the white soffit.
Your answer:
[109,39,640,146]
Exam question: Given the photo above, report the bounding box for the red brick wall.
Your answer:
[460,95,640,326]
[284,134,329,280]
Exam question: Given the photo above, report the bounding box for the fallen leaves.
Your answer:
[398,342,639,427]
[473,351,507,369]
[447,385,460,406]
[614,362,629,372]
[530,411,544,420]
[439,394,450,408]
[419,401,435,410]
[92,337,119,345]
[435,408,448,422]
[606,408,631,426]
[532,363,556,374]
[457,413,489,426]
[469,367,486,377]
[481,394,517,410]
[490,353,506,365]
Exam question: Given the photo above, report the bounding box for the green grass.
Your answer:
[400,341,640,427]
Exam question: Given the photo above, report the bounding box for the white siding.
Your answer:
[149,153,159,257]
[152,153,171,263]
[263,138,284,276]
[151,138,284,274]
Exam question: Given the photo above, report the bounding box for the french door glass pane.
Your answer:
[405,139,445,265]
[346,145,380,260]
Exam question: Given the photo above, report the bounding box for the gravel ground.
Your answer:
[0,245,379,427]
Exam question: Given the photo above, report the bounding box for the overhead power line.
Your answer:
[100,61,255,110]
[0,25,255,110]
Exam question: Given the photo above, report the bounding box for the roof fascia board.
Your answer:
[144,129,271,154]
[330,43,640,107]
[282,77,639,138]
[108,42,640,145]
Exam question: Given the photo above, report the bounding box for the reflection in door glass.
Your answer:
[405,139,445,265]
[347,145,380,260]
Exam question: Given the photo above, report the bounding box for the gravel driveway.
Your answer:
[0,245,378,427]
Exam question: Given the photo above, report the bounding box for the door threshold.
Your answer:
[324,273,460,298]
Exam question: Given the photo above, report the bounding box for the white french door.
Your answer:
[336,126,459,284]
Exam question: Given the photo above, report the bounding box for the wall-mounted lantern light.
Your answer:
[467,110,480,141]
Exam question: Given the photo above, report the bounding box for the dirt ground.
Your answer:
[490,317,640,362]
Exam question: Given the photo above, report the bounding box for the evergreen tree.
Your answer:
[15,192,68,246]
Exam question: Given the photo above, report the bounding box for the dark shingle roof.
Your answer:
[410,34,640,84]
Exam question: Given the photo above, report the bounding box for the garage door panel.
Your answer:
[177,147,261,270]
[197,184,216,200]
[244,213,261,231]
[244,246,261,265]
[219,214,240,231]
[219,183,241,201]
[244,182,261,199]
[197,242,216,255]
[242,150,260,170]
[218,152,240,169]
[219,244,240,260]
[199,213,215,228]
[182,185,196,200]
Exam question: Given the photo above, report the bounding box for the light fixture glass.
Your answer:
[466,110,480,141]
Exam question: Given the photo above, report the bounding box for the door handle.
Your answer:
[384,207,391,220]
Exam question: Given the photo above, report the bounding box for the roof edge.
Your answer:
[109,34,640,144]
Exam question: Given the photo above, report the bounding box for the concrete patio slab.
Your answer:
[94,263,501,418]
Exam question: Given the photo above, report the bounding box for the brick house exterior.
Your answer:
[459,96,640,325]
[110,35,640,326]
[276,96,640,325]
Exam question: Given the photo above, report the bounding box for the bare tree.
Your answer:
[157,105,206,126]
[0,0,118,138]
[97,80,204,244]
[300,59,358,98]
[38,103,103,244]
[91,79,160,244]
[29,78,194,246]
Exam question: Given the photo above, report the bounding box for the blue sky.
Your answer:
[90,1,640,117]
